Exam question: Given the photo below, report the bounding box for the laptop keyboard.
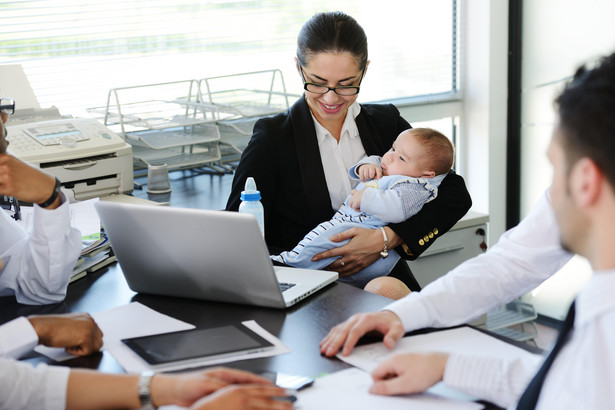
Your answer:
[279,282,296,292]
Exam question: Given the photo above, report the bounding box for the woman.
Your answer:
[227,11,471,291]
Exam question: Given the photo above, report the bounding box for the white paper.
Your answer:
[338,326,539,373]
[109,319,291,373]
[296,368,482,410]
[69,197,101,238]
[35,302,194,361]
[334,326,540,406]
[16,197,101,237]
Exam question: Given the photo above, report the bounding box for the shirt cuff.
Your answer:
[383,292,431,332]
[32,192,71,237]
[0,317,39,358]
[44,364,71,410]
[444,353,514,409]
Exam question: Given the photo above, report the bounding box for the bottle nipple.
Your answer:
[241,177,261,201]
[244,177,257,192]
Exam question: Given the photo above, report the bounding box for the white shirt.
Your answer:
[0,317,70,410]
[0,194,81,305]
[312,102,367,210]
[443,271,615,409]
[386,189,573,330]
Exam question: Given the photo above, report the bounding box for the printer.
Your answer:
[6,114,133,201]
[1,64,133,201]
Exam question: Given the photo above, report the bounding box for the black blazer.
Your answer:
[227,96,472,260]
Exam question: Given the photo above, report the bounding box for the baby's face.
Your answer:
[381,131,433,178]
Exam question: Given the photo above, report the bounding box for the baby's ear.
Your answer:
[423,170,436,178]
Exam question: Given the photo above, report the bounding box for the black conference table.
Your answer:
[0,261,393,377]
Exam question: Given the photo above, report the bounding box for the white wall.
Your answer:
[460,0,509,244]
[519,0,615,319]
[520,0,615,215]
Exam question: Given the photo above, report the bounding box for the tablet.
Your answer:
[122,324,275,369]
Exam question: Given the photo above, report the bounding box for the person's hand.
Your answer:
[151,367,292,409]
[357,163,382,182]
[369,353,449,396]
[0,154,61,208]
[189,384,293,410]
[27,313,103,356]
[313,227,400,277]
[347,189,366,211]
[0,112,9,153]
[320,310,404,357]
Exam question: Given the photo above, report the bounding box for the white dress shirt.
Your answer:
[443,271,615,409]
[0,317,70,410]
[312,102,367,210]
[0,193,81,305]
[386,189,573,331]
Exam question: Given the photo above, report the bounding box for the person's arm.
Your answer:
[389,171,472,260]
[359,182,432,223]
[0,156,81,305]
[0,359,69,410]
[27,313,103,356]
[0,317,39,358]
[0,313,103,359]
[320,189,573,357]
[65,367,292,410]
[369,352,540,409]
[386,188,573,332]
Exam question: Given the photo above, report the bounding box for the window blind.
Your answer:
[0,0,457,116]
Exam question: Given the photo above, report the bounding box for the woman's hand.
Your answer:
[312,227,401,277]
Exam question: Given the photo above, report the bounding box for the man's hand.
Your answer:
[320,310,405,357]
[28,313,103,356]
[357,163,382,182]
[0,154,61,208]
[370,353,448,396]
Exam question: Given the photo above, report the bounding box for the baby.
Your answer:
[271,128,455,288]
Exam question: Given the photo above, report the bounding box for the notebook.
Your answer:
[94,201,338,308]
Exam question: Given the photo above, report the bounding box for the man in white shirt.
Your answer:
[0,100,82,305]
[320,52,615,408]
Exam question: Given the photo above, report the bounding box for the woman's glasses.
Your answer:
[299,67,364,96]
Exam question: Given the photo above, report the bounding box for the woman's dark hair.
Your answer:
[296,11,368,70]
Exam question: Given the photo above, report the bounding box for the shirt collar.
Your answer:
[575,269,615,328]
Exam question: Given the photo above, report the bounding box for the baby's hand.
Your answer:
[357,164,382,182]
[348,189,366,211]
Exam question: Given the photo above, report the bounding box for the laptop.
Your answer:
[94,201,338,309]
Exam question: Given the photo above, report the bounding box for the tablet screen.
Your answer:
[122,324,274,366]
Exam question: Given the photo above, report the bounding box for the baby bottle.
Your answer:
[239,177,265,236]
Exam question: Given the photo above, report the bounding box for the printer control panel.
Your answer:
[6,117,128,164]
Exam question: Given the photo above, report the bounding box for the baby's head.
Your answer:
[381,128,454,178]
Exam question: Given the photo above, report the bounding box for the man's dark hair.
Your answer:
[555,52,615,186]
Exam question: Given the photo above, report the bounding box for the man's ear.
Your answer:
[422,170,436,179]
[572,157,602,207]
